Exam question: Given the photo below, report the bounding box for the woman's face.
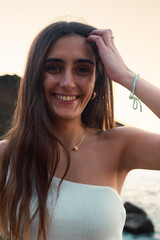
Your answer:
[44,34,96,122]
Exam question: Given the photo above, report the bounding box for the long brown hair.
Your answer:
[0,21,114,240]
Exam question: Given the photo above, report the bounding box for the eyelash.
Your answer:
[76,66,90,74]
[45,64,91,75]
[45,64,62,73]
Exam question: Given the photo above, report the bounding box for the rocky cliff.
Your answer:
[0,74,20,137]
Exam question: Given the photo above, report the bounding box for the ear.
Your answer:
[90,91,96,100]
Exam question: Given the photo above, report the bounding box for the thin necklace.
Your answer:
[72,127,86,151]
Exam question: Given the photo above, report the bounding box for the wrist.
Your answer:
[117,70,136,91]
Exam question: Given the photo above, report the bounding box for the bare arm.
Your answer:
[116,127,160,171]
[87,29,160,171]
[87,29,160,118]
[117,72,160,118]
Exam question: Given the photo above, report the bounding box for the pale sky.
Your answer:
[0,0,160,132]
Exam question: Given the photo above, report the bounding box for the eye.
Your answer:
[76,66,90,75]
[45,64,62,73]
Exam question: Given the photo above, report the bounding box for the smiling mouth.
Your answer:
[54,94,79,101]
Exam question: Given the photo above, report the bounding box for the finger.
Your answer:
[87,34,108,53]
[89,30,125,65]
[87,33,118,60]
[88,31,116,57]
[89,29,113,36]
[89,29,114,46]
[88,29,113,44]
[87,34,126,72]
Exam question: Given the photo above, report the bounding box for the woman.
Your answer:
[0,21,160,240]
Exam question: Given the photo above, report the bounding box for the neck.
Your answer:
[52,118,86,150]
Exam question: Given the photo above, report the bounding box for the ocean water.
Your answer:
[121,170,160,240]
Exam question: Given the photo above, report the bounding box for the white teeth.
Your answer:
[66,96,70,101]
[56,95,77,101]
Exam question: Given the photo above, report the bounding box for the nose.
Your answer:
[60,69,76,90]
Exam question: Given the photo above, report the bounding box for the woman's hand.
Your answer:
[87,29,133,84]
[87,29,160,118]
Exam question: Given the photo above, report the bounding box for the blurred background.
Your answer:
[0,0,160,239]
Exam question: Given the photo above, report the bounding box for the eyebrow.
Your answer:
[45,58,95,65]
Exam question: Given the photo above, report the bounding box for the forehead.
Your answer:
[47,34,96,61]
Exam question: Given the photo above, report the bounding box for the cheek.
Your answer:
[86,75,96,94]
[43,72,49,88]
[43,73,55,92]
[82,72,96,89]
[81,81,95,104]
[43,74,52,101]
[80,80,94,96]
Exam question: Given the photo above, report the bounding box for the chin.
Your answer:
[51,112,80,121]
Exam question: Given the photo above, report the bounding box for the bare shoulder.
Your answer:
[98,126,147,150]
[99,126,132,141]
[107,126,160,142]
[87,126,130,152]
[103,126,160,161]
[103,126,149,139]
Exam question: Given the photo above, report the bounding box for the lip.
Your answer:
[53,93,80,103]
[54,93,80,96]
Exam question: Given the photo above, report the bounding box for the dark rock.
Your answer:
[0,74,20,137]
[124,202,147,216]
[123,202,154,234]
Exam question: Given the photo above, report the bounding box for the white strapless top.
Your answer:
[30,177,126,240]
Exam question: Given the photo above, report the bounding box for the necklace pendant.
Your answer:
[73,146,78,151]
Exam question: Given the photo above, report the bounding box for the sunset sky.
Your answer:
[0,0,160,132]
